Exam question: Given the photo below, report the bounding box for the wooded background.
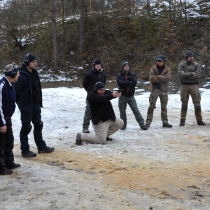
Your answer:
[0,0,209,79]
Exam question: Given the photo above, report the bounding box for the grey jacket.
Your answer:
[178,61,201,84]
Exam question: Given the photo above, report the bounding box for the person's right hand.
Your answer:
[113,91,121,98]
[0,125,7,133]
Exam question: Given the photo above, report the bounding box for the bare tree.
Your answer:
[79,0,85,54]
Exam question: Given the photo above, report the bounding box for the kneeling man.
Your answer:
[76,82,123,145]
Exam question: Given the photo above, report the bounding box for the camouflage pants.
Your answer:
[180,84,202,121]
[146,89,168,124]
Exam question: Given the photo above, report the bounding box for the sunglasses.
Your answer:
[157,60,163,62]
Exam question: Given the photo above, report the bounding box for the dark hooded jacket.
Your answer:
[14,65,42,111]
[88,90,116,125]
[0,77,16,127]
[83,68,106,94]
[116,70,137,98]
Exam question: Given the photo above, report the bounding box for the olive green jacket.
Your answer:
[178,61,201,84]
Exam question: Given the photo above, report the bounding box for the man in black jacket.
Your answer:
[82,59,106,133]
[14,54,54,158]
[76,82,123,145]
[0,64,21,175]
[116,61,147,130]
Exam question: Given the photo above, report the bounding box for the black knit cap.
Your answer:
[93,59,101,65]
[25,53,37,65]
[94,82,105,91]
[121,60,129,69]
[185,50,194,59]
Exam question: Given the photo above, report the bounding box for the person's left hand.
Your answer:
[0,125,7,133]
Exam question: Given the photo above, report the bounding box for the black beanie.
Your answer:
[185,50,194,59]
[25,54,37,65]
[94,82,105,91]
[93,59,101,65]
[121,60,129,69]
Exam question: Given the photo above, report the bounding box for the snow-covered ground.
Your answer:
[1,87,210,210]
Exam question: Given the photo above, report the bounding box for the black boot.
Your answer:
[163,122,172,128]
[197,120,206,126]
[6,163,21,169]
[180,121,185,126]
[22,150,37,158]
[76,133,82,145]
[0,168,13,175]
[121,124,126,130]
[106,136,113,141]
[140,124,148,130]
[145,124,150,128]
[38,146,54,154]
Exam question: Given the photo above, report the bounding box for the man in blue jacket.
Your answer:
[14,54,54,158]
[116,61,147,130]
[0,64,20,175]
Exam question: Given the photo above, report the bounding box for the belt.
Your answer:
[181,82,197,85]
[153,86,161,90]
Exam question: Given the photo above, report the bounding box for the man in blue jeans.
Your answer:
[116,61,147,130]
[14,54,54,158]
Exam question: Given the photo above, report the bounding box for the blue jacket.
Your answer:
[0,77,16,127]
[14,65,43,111]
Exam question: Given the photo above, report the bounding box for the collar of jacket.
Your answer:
[93,68,103,74]
[153,65,169,75]
[3,76,13,87]
[20,65,37,75]
[120,70,131,75]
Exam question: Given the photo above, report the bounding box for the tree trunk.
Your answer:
[79,0,85,54]
[50,0,59,67]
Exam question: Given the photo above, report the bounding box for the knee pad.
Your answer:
[21,124,32,136]
[34,121,43,131]
[181,103,188,110]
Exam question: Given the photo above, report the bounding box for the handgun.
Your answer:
[112,88,123,93]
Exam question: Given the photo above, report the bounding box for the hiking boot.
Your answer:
[0,168,13,175]
[83,129,90,133]
[76,133,82,145]
[121,124,126,130]
[145,124,150,128]
[163,122,172,128]
[106,136,113,141]
[197,120,206,126]
[38,146,54,154]
[22,150,37,158]
[6,163,21,169]
[180,121,185,126]
[140,124,148,130]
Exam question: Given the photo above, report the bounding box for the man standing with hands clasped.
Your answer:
[14,54,54,158]
[82,59,106,133]
[116,61,147,130]
[178,50,205,126]
[145,55,172,128]
[0,64,21,175]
